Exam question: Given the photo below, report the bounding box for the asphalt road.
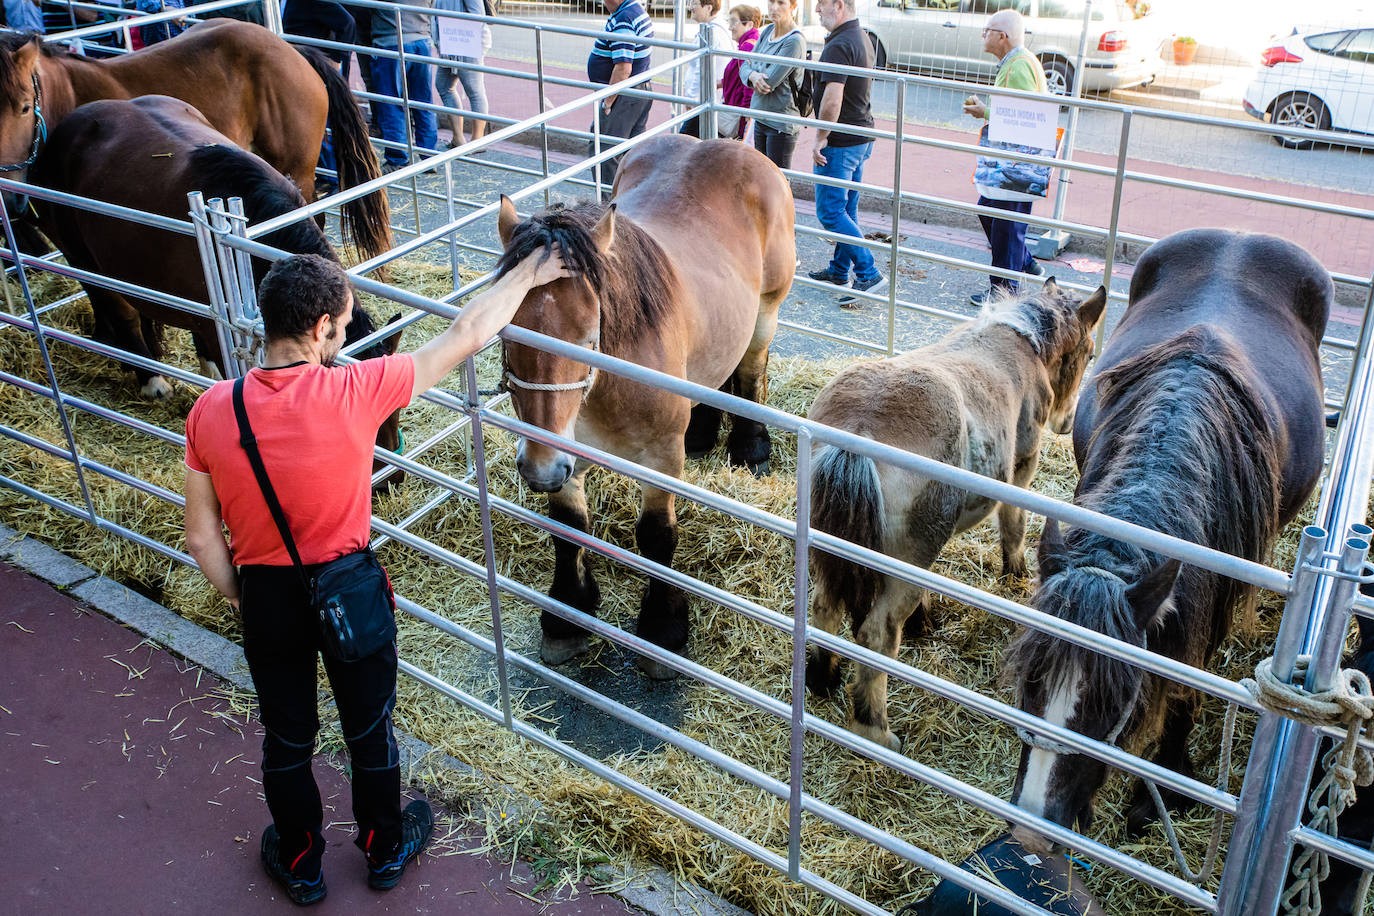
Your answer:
[487,9,1373,195]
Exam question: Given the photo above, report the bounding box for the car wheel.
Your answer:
[1043,59,1073,97]
[1272,92,1330,150]
[866,31,887,70]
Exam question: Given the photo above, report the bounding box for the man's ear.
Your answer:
[313,310,333,343]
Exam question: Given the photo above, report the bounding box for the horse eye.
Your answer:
[20,104,29,114]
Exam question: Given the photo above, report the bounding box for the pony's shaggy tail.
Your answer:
[810,443,884,633]
[297,46,393,265]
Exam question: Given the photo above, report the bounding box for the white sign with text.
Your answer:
[987,95,1059,150]
[437,17,483,58]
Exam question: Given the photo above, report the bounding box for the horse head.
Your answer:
[495,194,608,494]
[0,33,46,208]
[1005,519,1179,850]
[1036,279,1108,434]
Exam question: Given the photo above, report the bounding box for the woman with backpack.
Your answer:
[738,0,805,170]
[719,5,761,141]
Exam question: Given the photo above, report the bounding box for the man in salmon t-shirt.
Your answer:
[183,247,567,905]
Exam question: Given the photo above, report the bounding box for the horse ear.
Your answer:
[591,203,617,253]
[1036,518,1067,580]
[1125,558,1181,627]
[383,312,403,356]
[1078,285,1108,329]
[497,194,520,248]
[13,37,39,73]
[1042,276,1059,294]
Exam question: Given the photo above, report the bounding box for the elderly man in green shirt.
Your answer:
[962,9,1048,306]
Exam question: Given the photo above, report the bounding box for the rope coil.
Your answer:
[1241,655,1374,916]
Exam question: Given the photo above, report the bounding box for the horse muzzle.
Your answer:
[516,442,574,493]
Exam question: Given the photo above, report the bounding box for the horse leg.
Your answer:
[87,288,171,399]
[849,579,922,752]
[998,502,1029,579]
[804,570,850,699]
[633,482,689,681]
[725,315,777,476]
[1126,691,1200,836]
[541,470,600,666]
[684,380,728,459]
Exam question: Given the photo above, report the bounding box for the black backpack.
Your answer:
[794,49,816,119]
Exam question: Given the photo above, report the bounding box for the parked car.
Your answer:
[1243,26,1374,149]
[856,0,1169,95]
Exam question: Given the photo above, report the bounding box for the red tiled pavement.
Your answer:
[0,562,641,915]
[477,56,1374,278]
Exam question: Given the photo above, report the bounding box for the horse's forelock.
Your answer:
[495,202,606,292]
[1010,563,1145,725]
[981,286,1079,358]
[344,301,393,361]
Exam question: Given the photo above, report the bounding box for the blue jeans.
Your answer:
[977,195,1035,293]
[372,40,438,167]
[814,141,877,283]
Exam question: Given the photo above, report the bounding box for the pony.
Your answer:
[493,134,795,678]
[805,279,1107,751]
[0,20,390,261]
[1007,229,1331,845]
[28,96,403,478]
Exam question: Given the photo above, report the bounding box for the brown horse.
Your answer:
[0,20,390,261]
[1007,229,1330,845]
[804,280,1107,751]
[28,95,403,478]
[494,135,795,678]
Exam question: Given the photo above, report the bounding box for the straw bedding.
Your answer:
[0,256,1322,916]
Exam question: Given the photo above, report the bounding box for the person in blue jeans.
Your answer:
[371,0,438,172]
[809,0,883,308]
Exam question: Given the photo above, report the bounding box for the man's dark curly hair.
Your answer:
[258,253,352,341]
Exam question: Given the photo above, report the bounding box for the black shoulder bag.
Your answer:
[233,377,396,662]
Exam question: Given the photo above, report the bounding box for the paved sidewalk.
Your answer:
[0,561,643,915]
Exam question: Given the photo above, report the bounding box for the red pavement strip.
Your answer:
[0,562,643,915]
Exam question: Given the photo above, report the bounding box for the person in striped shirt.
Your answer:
[587,0,654,188]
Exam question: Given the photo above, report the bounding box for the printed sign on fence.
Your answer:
[437,17,483,58]
[987,94,1059,150]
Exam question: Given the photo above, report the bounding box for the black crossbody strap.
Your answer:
[232,377,311,593]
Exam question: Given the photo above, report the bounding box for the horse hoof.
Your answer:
[540,634,591,666]
[140,376,173,399]
[636,653,682,681]
[746,460,770,478]
[853,722,903,753]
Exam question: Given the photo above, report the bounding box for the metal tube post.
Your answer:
[206,199,247,379]
[262,0,282,35]
[535,27,551,207]
[593,102,604,201]
[887,80,905,357]
[787,427,812,880]
[0,191,97,521]
[465,357,514,729]
[393,14,423,237]
[1034,0,1091,257]
[1097,109,1131,349]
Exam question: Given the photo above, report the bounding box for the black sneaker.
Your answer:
[1024,259,1045,277]
[367,800,435,890]
[970,289,994,307]
[261,825,327,906]
[807,267,851,287]
[837,272,887,308]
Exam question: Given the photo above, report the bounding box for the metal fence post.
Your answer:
[1098,108,1132,349]
[206,198,249,379]
[788,427,813,881]
[1032,0,1090,258]
[535,27,551,208]
[886,80,905,357]
[261,0,283,36]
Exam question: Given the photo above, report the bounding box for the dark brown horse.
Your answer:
[1007,229,1331,846]
[806,280,1106,752]
[28,96,403,475]
[494,135,795,678]
[0,20,390,261]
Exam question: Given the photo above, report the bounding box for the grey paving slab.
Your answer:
[4,535,97,586]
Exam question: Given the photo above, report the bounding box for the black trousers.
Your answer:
[587,93,652,189]
[752,122,798,172]
[240,564,402,877]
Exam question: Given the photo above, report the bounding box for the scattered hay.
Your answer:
[0,249,1327,916]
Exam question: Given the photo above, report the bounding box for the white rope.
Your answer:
[1240,655,1374,916]
[502,369,596,393]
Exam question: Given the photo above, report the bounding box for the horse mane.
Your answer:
[0,31,49,104]
[971,285,1079,358]
[493,201,677,353]
[1014,327,1282,691]
[186,145,336,265]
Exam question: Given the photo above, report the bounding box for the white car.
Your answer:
[1243,27,1374,149]
[857,0,1169,95]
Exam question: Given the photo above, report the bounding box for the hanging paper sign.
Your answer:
[987,94,1059,150]
[437,17,483,58]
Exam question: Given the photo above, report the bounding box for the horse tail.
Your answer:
[297,46,393,264]
[810,443,885,626]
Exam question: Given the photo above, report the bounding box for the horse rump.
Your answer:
[806,443,884,697]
